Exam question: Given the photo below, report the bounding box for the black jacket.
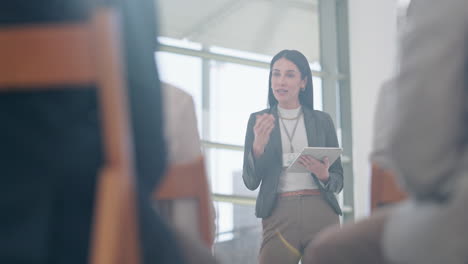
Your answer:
[0,1,183,263]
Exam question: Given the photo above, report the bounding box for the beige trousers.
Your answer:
[260,195,339,264]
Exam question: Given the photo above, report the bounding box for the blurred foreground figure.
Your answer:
[0,1,185,263]
[306,1,468,263]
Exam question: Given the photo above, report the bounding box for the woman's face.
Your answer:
[271,58,306,109]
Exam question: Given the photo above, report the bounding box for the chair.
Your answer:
[0,7,140,264]
[155,156,214,247]
[370,164,407,212]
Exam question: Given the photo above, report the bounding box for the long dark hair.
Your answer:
[267,49,314,109]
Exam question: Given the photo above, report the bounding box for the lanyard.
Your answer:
[279,110,303,153]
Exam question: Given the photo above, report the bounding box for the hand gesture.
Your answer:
[252,113,275,158]
[298,156,330,183]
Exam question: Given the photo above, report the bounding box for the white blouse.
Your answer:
[277,105,318,192]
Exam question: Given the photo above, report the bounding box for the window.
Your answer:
[156,41,328,242]
[155,0,352,261]
[209,61,269,146]
[156,51,203,135]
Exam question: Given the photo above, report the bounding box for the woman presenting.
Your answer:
[242,49,344,264]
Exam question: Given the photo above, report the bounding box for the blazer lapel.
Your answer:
[303,106,318,147]
[268,105,282,161]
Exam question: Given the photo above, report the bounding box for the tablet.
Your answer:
[287,147,343,173]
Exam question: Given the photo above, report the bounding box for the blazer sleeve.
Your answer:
[323,113,344,194]
[242,113,272,190]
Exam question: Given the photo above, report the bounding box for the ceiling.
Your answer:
[157,0,320,62]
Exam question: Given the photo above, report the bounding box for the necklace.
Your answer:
[278,109,303,153]
[279,111,302,120]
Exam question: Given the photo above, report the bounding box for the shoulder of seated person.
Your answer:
[162,82,193,104]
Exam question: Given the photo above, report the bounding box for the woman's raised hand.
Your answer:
[253,113,275,158]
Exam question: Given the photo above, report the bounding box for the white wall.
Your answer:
[348,0,398,219]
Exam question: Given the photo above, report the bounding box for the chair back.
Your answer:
[370,164,407,211]
[155,156,214,247]
[0,7,141,264]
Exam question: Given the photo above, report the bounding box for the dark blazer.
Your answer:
[242,105,344,218]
